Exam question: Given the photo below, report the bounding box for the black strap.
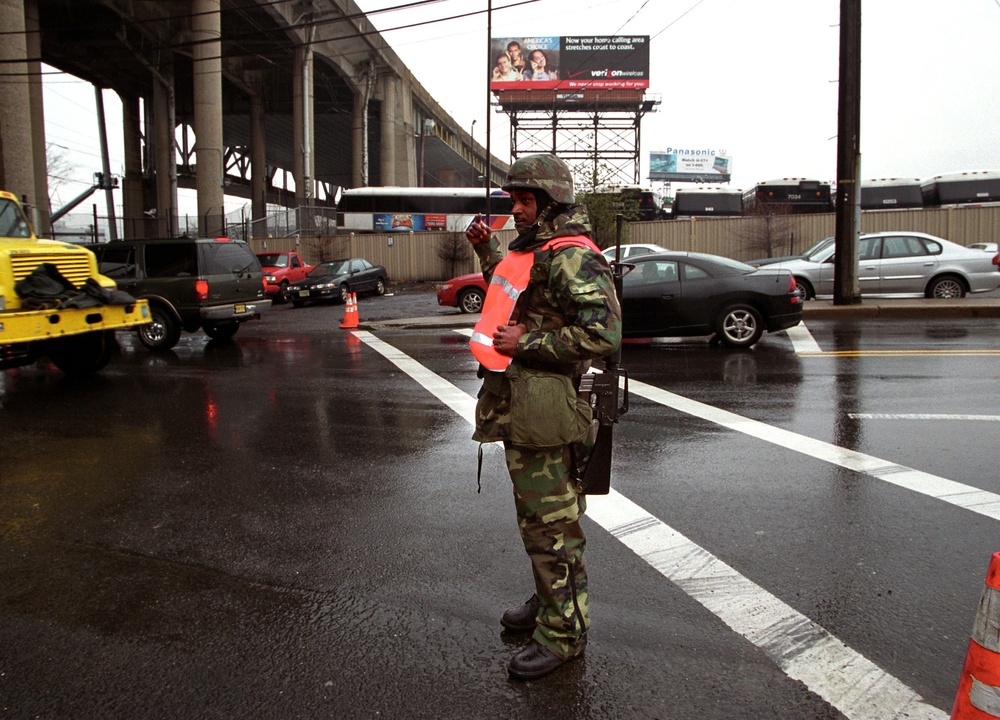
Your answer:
[476,444,484,494]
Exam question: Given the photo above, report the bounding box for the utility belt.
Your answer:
[480,362,593,450]
[481,357,580,379]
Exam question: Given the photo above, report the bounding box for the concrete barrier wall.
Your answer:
[249,205,1000,282]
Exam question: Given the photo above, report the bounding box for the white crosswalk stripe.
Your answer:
[354,330,948,720]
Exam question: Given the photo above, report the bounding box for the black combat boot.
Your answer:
[500,594,540,633]
[507,638,586,681]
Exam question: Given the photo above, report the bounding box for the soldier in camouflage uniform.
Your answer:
[465,153,622,680]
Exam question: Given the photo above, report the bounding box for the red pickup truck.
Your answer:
[256,251,313,303]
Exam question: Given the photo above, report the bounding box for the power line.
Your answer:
[0,0,542,77]
[0,0,447,38]
[651,0,707,40]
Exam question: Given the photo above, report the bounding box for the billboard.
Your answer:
[650,148,732,183]
[490,36,650,91]
[373,213,447,232]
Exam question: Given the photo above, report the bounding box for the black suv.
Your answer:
[89,238,271,351]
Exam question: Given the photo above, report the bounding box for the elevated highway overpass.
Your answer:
[0,0,508,238]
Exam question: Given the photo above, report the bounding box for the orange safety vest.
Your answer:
[469,236,601,371]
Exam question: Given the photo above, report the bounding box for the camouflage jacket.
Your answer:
[472,204,622,443]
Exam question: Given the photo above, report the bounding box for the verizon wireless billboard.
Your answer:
[489,36,650,92]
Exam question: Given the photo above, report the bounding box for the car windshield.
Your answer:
[310,261,350,276]
[804,237,836,262]
[257,253,286,267]
[0,198,33,238]
[688,252,755,273]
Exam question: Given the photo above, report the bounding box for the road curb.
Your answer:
[803,299,1000,319]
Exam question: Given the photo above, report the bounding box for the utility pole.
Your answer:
[834,0,862,304]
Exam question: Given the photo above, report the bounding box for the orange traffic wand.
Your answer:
[339,293,358,329]
[952,551,1000,719]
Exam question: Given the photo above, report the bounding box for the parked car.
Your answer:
[766,232,1000,300]
[287,258,388,307]
[747,236,835,267]
[89,237,271,351]
[621,251,802,348]
[437,272,487,314]
[256,250,313,303]
[601,243,668,262]
[436,245,670,314]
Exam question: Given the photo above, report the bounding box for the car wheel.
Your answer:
[278,281,290,304]
[458,287,485,314]
[340,283,350,303]
[375,277,387,296]
[50,330,115,375]
[716,304,764,348]
[203,321,239,341]
[794,277,815,301]
[138,305,182,351]
[926,274,966,298]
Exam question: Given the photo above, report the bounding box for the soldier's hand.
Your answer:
[466,214,491,245]
[492,322,525,356]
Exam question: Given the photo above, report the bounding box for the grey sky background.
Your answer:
[42,0,1000,213]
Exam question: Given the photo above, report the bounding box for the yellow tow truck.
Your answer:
[0,190,150,374]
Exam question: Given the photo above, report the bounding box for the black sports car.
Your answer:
[621,251,802,348]
[287,258,388,307]
[746,236,834,267]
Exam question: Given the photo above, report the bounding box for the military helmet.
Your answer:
[502,154,575,205]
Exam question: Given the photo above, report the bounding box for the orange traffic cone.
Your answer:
[339,293,359,329]
[952,552,1000,719]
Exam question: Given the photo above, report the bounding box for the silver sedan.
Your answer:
[769,232,1000,300]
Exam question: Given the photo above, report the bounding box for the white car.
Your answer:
[601,244,668,262]
[769,232,1000,300]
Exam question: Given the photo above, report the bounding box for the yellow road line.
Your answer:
[800,349,1000,357]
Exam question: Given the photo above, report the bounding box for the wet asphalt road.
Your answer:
[2,286,1000,719]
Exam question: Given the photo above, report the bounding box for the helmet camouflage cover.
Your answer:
[502,153,575,205]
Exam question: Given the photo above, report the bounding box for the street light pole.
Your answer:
[485,0,492,219]
[834,0,862,305]
[471,118,478,185]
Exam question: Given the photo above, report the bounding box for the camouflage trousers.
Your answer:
[505,442,589,659]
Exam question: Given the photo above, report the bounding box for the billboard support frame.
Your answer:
[505,103,657,188]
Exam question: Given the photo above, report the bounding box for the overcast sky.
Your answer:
[354,0,1000,189]
[42,0,1000,212]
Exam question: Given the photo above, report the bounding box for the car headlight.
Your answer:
[264,273,277,282]
[438,283,452,291]
[316,282,335,289]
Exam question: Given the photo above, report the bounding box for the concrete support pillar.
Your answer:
[0,0,37,209]
[121,96,152,239]
[293,44,315,208]
[397,78,417,187]
[121,93,144,239]
[379,74,396,186]
[351,92,364,187]
[94,87,118,241]
[24,0,50,234]
[249,93,267,238]
[152,60,177,237]
[191,0,225,236]
[354,61,378,187]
